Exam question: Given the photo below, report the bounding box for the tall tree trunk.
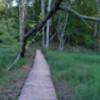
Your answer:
[95,0,100,51]
[58,32,64,51]
[57,16,64,51]
[57,13,69,51]
[41,0,45,48]
[19,0,27,57]
[94,0,99,37]
[45,0,52,49]
[20,0,63,56]
[94,22,98,37]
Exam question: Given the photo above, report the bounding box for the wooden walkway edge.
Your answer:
[18,50,57,100]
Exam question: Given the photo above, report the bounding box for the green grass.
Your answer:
[0,45,27,82]
[0,45,26,68]
[0,45,29,100]
[47,51,100,100]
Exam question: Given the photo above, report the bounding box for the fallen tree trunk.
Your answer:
[59,6,100,22]
[21,0,100,57]
[20,0,63,56]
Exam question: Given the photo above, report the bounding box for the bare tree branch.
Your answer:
[60,6,100,22]
[50,33,57,41]
[24,0,63,39]
[20,0,63,57]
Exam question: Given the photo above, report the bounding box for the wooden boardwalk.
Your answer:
[18,50,57,100]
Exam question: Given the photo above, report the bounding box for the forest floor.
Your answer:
[47,51,100,100]
[0,65,31,100]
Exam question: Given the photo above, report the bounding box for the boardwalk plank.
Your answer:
[18,50,57,100]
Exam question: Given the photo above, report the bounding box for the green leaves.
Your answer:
[0,0,7,13]
[0,18,18,45]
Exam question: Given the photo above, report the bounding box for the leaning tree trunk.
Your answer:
[19,0,27,57]
[20,0,63,56]
[45,0,52,49]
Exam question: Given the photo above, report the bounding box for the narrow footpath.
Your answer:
[18,50,57,100]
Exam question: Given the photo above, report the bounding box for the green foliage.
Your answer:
[73,0,96,15]
[83,34,95,48]
[60,0,98,49]
[48,51,100,100]
[0,45,27,83]
[65,11,95,48]
[27,20,37,28]
[0,46,28,99]
[0,0,7,13]
[0,46,18,69]
[0,18,18,45]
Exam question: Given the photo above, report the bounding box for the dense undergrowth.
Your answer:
[47,51,100,100]
[0,45,26,83]
[0,45,30,100]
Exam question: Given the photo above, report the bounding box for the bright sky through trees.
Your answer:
[12,0,17,7]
